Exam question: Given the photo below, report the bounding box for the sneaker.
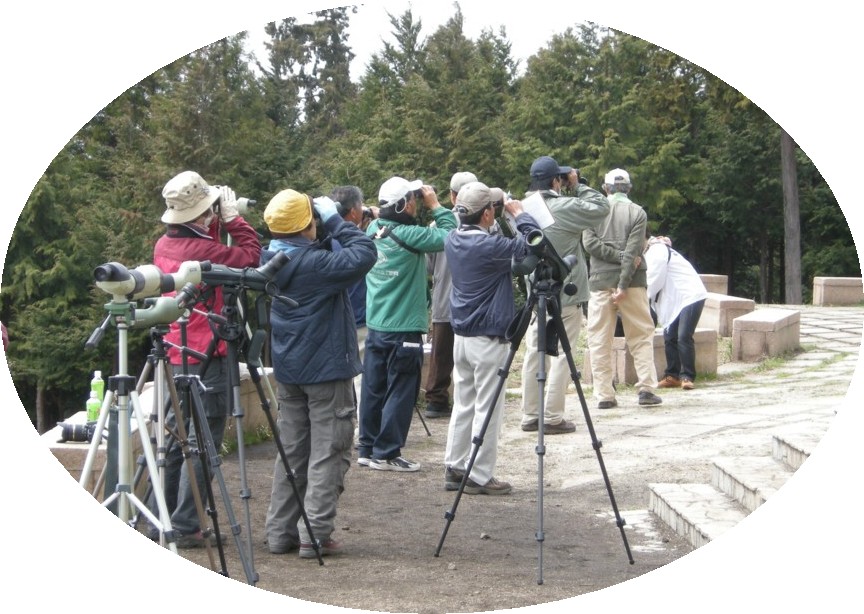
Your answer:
[357,456,371,467]
[463,476,512,496]
[638,391,663,406]
[424,402,452,418]
[681,378,695,390]
[268,540,299,555]
[369,456,421,472]
[597,400,618,410]
[444,467,464,491]
[299,538,342,559]
[657,375,682,388]
[544,419,576,434]
[520,420,539,432]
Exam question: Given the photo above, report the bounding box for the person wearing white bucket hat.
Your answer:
[148,170,261,548]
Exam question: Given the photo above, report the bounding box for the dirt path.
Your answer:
[168,394,693,613]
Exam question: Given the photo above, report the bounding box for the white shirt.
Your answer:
[645,242,708,329]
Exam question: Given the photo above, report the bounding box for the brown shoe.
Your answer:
[520,420,539,432]
[657,375,682,388]
[544,419,576,434]
[681,378,695,390]
[463,476,512,496]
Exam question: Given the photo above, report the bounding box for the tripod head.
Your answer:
[512,230,578,295]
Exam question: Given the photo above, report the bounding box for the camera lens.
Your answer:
[58,422,93,443]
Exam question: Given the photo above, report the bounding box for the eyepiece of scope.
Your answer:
[93,262,129,282]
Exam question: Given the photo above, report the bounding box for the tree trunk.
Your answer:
[35,382,46,434]
[781,129,803,304]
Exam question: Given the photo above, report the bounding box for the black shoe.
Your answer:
[598,400,618,409]
[424,402,452,418]
[520,420,539,432]
[544,419,576,434]
[175,530,225,549]
[638,391,663,406]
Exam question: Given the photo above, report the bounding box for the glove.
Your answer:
[313,196,339,222]
[219,186,239,223]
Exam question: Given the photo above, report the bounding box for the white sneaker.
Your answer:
[369,456,421,472]
[357,456,371,467]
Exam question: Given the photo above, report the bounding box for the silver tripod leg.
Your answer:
[83,384,178,554]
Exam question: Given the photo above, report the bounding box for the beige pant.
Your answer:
[586,287,657,401]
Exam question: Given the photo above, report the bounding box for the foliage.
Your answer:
[4,8,854,430]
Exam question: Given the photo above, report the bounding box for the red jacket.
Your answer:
[153,217,261,364]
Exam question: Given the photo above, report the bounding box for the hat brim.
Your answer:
[161,189,220,224]
[381,179,423,207]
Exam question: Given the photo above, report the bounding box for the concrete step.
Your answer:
[711,456,795,512]
[772,430,819,470]
[648,482,749,549]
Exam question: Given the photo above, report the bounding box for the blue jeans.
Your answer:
[357,330,424,461]
[663,300,705,382]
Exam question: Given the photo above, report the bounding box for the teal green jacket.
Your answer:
[365,206,458,333]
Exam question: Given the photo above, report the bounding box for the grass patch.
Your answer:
[222,423,273,455]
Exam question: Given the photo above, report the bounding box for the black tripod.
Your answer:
[434,237,634,584]
[195,270,325,566]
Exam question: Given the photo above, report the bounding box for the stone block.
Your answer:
[698,292,756,337]
[583,327,717,385]
[44,364,278,500]
[812,277,863,306]
[732,308,800,362]
[699,274,728,295]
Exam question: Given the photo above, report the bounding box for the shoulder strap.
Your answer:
[374,225,421,254]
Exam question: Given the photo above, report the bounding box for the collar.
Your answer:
[165,223,212,240]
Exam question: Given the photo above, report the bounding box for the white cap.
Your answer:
[604,168,631,185]
[378,176,423,207]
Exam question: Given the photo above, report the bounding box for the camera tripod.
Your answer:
[192,275,325,568]
[130,320,243,579]
[434,261,633,585]
[80,298,178,555]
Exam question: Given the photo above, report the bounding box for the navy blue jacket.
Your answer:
[262,216,376,384]
[445,213,539,338]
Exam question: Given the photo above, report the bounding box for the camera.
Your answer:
[57,420,100,443]
[362,206,374,221]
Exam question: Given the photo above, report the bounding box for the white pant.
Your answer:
[444,335,509,485]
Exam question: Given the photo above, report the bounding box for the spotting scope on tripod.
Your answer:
[81,251,293,582]
[435,229,633,584]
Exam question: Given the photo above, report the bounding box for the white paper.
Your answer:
[504,191,555,233]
